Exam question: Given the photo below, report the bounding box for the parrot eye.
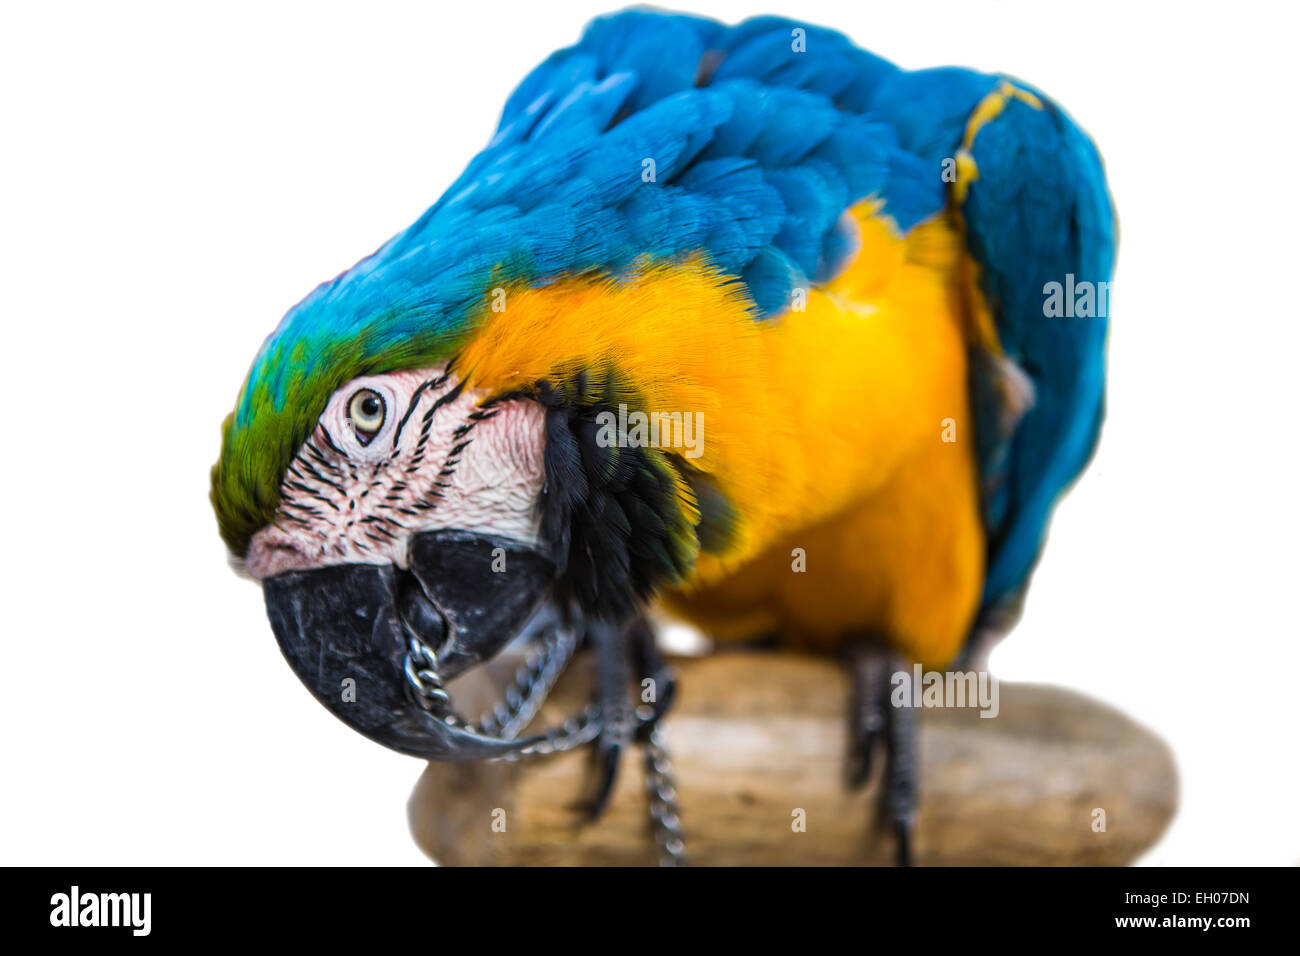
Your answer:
[347,389,387,444]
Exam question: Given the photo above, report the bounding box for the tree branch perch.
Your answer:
[409,651,1177,865]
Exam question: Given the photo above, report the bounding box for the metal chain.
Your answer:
[642,726,688,866]
[403,620,688,865]
[478,624,579,740]
[516,705,602,757]
[402,625,599,753]
[476,619,603,757]
[403,635,456,719]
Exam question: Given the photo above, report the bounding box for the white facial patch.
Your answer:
[244,367,548,580]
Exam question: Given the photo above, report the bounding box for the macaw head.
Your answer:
[216,358,560,759]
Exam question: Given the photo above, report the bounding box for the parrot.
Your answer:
[210,9,1115,865]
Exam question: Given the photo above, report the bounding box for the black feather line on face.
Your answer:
[390,375,440,450]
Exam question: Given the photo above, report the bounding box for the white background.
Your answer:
[2,0,1296,866]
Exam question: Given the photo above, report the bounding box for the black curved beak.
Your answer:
[263,529,558,761]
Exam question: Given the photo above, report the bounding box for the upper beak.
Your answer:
[262,529,558,761]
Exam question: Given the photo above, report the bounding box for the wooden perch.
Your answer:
[409,651,1177,866]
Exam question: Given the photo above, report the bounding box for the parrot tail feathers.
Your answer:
[948,76,1117,614]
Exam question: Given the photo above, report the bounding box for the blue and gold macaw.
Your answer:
[211,10,1114,863]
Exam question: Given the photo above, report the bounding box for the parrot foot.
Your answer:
[630,617,678,743]
[847,646,917,867]
[577,618,682,834]
[575,618,634,820]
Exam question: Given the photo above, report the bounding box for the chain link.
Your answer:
[478,624,579,740]
[516,705,603,756]
[643,726,688,866]
[403,635,456,719]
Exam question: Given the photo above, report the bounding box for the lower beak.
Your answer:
[404,529,559,680]
[262,530,558,761]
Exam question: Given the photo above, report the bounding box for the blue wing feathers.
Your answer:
[869,67,1001,164]
[384,13,911,323]
[960,91,1115,605]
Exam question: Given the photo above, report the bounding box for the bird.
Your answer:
[210,8,1115,864]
